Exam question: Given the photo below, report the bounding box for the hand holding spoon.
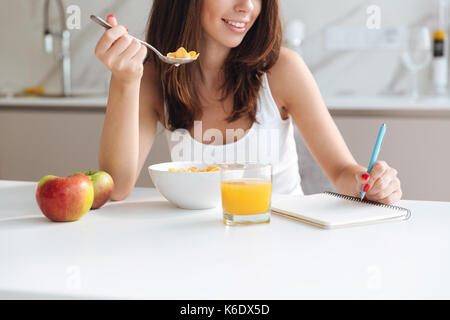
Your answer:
[90,15,195,67]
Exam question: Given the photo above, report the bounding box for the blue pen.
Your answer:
[361,123,387,200]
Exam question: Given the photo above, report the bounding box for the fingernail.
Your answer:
[107,14,114,19]
[126,27,129,32]
[363,184,370,192]
[362,173,370,181]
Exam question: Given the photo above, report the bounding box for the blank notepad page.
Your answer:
[271,193,410,229]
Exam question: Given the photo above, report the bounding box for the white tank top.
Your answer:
[163,73,303,195]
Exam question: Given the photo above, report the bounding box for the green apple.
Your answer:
[72,170,114,209]
[36,174,94,222]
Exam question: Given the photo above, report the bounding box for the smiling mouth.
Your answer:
[222,18,248,29]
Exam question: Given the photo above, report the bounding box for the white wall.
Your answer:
[0,0,443,96]
[282,0,440,96]
[0,0,151,96]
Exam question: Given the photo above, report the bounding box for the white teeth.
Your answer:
[225,20,245,28]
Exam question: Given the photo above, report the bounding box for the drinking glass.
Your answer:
[401,27,432,100]
[220,163,272,225]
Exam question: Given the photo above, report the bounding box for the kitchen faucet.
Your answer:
[43,0,71,97]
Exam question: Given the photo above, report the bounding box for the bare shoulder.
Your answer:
[270,47,303,74]
[267,47,311,108]
[140,60,164,121]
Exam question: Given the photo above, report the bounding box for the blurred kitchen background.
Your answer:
[1,0,449,201]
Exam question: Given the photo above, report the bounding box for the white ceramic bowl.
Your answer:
[148,161,222,210]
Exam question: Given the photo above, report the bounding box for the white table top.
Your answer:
[1,180,449,299]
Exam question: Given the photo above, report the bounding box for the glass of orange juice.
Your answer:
[220,163,272,225]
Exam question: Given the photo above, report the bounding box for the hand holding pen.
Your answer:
[358,124,402,204]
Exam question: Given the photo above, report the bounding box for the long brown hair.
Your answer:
[146,0,282,131]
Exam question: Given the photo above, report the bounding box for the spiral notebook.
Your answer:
[271,192,411,229]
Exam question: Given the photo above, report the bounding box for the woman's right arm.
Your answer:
[95,15,161,200]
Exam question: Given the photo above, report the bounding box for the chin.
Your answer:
[215,32,248,49]
[224,39,245,48]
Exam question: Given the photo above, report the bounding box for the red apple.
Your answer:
[36,174,94,222]
[72,170,114,209]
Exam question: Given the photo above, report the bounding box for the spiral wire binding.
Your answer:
[324,192,411,220]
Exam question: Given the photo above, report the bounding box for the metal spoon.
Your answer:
[90,15,195,67]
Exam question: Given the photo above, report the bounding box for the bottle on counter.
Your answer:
[431,0,449,95]
[432,30,448,95]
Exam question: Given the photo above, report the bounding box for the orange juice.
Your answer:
[221,179,272,215]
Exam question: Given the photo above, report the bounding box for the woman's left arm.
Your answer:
[269,48,402,204]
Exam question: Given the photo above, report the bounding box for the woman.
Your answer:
[95,0,402,203]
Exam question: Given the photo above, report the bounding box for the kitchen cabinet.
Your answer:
[331,115,450,201]
[326,94,450,202]
[1,96,450,201]
[0,104,171,188]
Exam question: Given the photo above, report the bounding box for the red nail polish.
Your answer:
[362,173,370,181]
[126,27,129,32]
[363,195,367,200]
[107,14,114,19]
[363,184,370,192]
